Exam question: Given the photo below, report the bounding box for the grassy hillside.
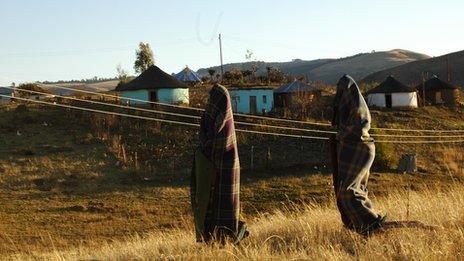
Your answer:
[0,103,463,258]
[197,59,334,78]
[309,49,430,84]
[198,49,430,84]
[362,50,464,88]
[37,80,119,95]
[15,184,464,260]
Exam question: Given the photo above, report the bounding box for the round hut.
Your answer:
[416,75,460,107]
[367,76,418,108]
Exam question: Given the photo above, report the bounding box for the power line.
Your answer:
[3,94,464,144]
[1,94,199,127]
[7,87,333,135]
[35,85,464,133]
[9,87,464,139]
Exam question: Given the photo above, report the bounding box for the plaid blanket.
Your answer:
[331,75,384,234]
[193,84,240,242]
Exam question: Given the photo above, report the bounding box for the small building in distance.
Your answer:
[175,66,202,85]
[0,87,13,104]
[274,80,320,108]
[416,75,460,107]
[229,87,274,115]
[366,76,418,108]
[115,65,189,105]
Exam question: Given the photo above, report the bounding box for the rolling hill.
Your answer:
[198,49,430,84]
[362,50,464,88]
[37,80,119,95]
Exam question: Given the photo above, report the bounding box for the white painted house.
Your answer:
[115,65,189,105]
[367,76,418,108]
[229,87,274,114]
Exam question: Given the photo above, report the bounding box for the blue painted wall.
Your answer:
[229,88,274,114]
[120,90,149,105]
[120,88,189,105]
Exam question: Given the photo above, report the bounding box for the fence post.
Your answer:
[266,146,271,169]
[122,144,127,164]
[251,146,254,170]
[135,151,139,171]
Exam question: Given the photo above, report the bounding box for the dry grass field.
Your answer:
[10,183,464,260]
[0,102,463,260]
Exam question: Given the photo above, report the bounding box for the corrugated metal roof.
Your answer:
[274,80,317,94]
[0,87,13,95]
[416,75,459,91]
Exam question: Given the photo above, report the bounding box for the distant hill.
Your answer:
[362,50,464,88]
[197,59,333,78]
[198,49,430,84]
[38,80,119,95]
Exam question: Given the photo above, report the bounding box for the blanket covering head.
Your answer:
[331,75,384,234]
[192,84,240,242]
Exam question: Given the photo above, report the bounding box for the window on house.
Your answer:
[263,95,267,104]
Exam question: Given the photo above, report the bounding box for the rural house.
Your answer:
[274,80,320,109]
[366,76,418,108]
[0,87,13,104]
[115,65,189,105]
[416,75,460,107]
[229,87,274,114]
[175,66,202,85]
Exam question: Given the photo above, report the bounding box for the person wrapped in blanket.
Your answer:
[191,84,249,244]
[330,74,386,236]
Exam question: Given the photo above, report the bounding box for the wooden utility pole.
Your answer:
[219,33,224,82]
[422,72,426,107]
[446,54,451,82]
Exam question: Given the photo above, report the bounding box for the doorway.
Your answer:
[249,96,257,114]
[385,94,392,108]
[149,90,158,102]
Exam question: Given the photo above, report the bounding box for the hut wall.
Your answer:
[367,93,386,107]
[229,89,274,114]
[423,89,459,107]
[120,90,149,105]
[391,92,418,108]
[120,88,189,105]
[158,88,189,105]
[0,96,11,104]
[442,89,459,107]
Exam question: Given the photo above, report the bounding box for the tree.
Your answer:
[266,66,273,84]
[245,49,254,61]
[208,69,216,82]
[134,42,154,74]
[116,64,129,82]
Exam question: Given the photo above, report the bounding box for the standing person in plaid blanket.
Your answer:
[191,84,248,244]
[331,74,386,235]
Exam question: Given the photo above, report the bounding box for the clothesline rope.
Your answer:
[7,86,464,138]
[8,87,335,136]
[32,85,464,133]
[2,94,464,144]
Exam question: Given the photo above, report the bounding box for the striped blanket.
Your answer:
[191,84,241,242]
[331,75,385,235]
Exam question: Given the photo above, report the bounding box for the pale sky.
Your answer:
[0,0,463,85]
